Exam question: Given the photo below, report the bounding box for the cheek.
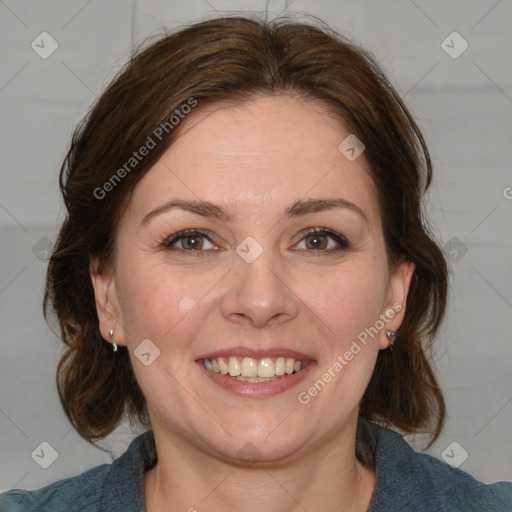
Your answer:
[298,268,384,407]
[294,263,386,342]
[115,257,223,344]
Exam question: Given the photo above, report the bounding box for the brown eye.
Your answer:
[162,229,215,251]
[296,228,349,252]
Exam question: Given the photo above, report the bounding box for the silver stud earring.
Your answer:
[109,328,118,352]
[386,329,396,350]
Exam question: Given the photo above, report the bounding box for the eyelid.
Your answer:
[293,227,350,251]
[161,228,217,249]
[161,227,350,253]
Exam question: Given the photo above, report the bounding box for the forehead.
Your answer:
[125,95,381,228]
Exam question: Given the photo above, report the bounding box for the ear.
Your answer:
[378,259,416,350]
[89,256,125,347]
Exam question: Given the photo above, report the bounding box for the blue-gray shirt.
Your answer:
[1,423,510,511]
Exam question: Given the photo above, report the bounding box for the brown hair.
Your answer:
[44,15,448,459]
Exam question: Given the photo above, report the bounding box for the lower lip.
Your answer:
[196,360,316,398]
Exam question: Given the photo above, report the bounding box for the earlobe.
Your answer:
[379,259,416,350]
[89,256,124,346]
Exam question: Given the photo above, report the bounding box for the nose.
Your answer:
[220,245,299,329]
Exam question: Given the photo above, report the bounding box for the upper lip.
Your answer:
[196,346,315,361]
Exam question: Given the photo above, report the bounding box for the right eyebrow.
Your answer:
[141,200,235,227]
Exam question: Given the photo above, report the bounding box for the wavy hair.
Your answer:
[44,15,448,463]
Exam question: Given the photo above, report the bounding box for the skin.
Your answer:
[90,94,415,511]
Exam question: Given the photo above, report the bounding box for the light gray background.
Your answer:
[1,0,511,493]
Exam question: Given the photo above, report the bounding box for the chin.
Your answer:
[199,413,312,465]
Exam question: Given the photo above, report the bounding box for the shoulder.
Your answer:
[368,423,512,511]
[0,463,110,511]
[399,447,512,511]
[0,430,155,512]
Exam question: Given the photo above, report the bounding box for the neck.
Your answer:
[144,415,376,512]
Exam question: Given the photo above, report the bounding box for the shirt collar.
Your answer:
[366,422,436,510]
[98,423,421,511]
[100,429,156,512]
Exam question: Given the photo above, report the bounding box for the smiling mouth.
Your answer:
[200,356,308,382]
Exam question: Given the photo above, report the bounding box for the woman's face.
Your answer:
[91,95,414,463]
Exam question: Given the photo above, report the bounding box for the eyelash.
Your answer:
[161,227,350,255]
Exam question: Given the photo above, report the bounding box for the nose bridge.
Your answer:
[221,235,298,328]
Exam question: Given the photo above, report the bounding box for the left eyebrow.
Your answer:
[282,198,370,227]
[140,197,369,228]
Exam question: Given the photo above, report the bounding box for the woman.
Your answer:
[1,15,510,512]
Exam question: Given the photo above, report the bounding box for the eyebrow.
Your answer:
[140,197,369,227]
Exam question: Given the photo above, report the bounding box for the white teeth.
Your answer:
[218,358,229,375]
[228,356,241,376]
[235,376,278,382]
[275,357,286,376]
[241,357,258,377]
[258,358,275,378]
[203,356,307,378]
